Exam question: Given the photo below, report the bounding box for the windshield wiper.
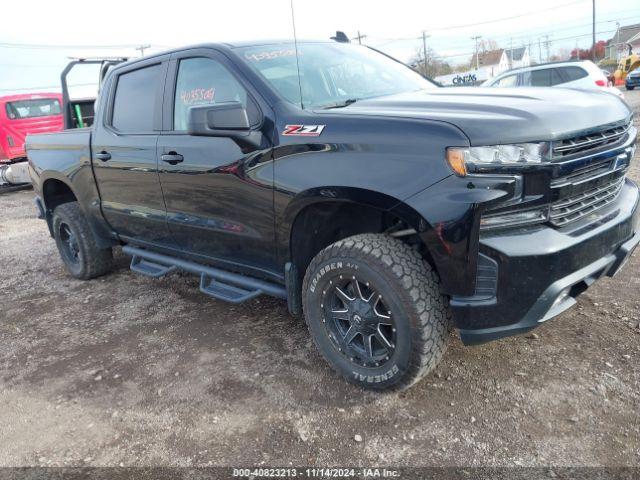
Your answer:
[321,98,359,109]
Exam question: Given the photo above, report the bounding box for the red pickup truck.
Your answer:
[0,93,63,163]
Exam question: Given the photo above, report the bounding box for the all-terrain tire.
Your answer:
[52,201,113,280]
[302,233,452,391]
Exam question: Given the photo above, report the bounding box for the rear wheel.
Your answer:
[52,202,113,280]
[302,233,451,391]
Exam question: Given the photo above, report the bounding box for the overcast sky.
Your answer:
[1,0,638,95]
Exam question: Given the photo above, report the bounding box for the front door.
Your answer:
[157,50,277,274]
[92,57,174,246]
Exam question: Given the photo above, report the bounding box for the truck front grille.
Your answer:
[552,120,632,157]
[549,176,625,227]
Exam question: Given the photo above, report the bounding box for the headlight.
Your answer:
[446,143,547,176]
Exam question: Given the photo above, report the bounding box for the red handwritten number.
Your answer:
[180,88,215,105]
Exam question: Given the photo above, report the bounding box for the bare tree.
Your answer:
[478,38,499,52]
[411,45,453,78]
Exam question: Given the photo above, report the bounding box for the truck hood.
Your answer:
[326,87,632,145]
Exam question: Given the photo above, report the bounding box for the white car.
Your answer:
[484,60,624,99]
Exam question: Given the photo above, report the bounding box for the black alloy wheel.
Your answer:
[322,275,397,368]
[58,221,81,266]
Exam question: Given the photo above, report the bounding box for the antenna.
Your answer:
[290,0,304,110]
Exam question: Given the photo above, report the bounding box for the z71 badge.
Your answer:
[282,124,326,136]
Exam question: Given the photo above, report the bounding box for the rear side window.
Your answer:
[530,69,551,86]
[111,64,162,132]
[520,68,564,87]
[560,66,588,82]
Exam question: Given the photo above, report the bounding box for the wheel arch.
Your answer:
[282,187,440,313]
[40,174,116,248]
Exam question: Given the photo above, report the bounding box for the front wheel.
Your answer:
[302,234,451,391]
[52,202,113,280]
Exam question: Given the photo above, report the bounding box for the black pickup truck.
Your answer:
[27,40,639,390]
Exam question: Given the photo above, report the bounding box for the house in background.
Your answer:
[628,31,640,56]
[605,23,640,60]
[470,47,530,80]
[505,47,530,70]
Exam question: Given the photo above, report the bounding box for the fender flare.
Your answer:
[40,173,117,249]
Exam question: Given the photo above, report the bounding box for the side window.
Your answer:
[560,66,588,82]
[173,57,257,131]
[112,64,162,132]
[550,68,565,86]
[530,68,552,86]
[494,74,518,87]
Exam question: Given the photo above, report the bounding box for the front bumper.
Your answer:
[452,178,640,345]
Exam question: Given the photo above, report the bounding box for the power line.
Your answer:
[0,41,167,50]
[427,0,589,32]
[376,9,640,48]
[425,28,619,61]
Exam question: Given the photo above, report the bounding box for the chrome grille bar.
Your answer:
[549,177,625,226]
[553,121,632,157]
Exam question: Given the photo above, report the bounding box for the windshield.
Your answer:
[5,98,61,120]
[238,42,437,109]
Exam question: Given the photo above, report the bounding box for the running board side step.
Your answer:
[123,245,286,304]
[130,256,177,278]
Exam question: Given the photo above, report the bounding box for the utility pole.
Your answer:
[592,0,596,61]
[616,21,620,61]
[509,37,513,68]
[421,31,431,76]
[538,37,542,64]
[544,35,550,62]
[135,44,150,57]
[471,35,482,70]
[354,31,367,45]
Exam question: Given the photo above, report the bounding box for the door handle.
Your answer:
[95,151,111,161]
[161,153,184,165]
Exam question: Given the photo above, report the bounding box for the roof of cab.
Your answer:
[115,39,334,65]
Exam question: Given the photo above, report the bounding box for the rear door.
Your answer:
[92,56,175,245]
[157,48,278,274]
[520,67,565,87]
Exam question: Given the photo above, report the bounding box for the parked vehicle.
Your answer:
[625,67,640,90]
[0,93,63,163]
[26,41,639,390]
[484,60,624,99]
[614,53,640,85]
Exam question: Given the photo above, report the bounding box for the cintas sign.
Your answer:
[435,68,488,87]
[452,73,477,85]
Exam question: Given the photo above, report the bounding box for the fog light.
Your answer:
[480,208,549,230]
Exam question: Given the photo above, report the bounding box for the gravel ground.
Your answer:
[0,90,639,469]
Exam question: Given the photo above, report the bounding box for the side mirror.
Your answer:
[187,102,262,150]
[187,101,250,134]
